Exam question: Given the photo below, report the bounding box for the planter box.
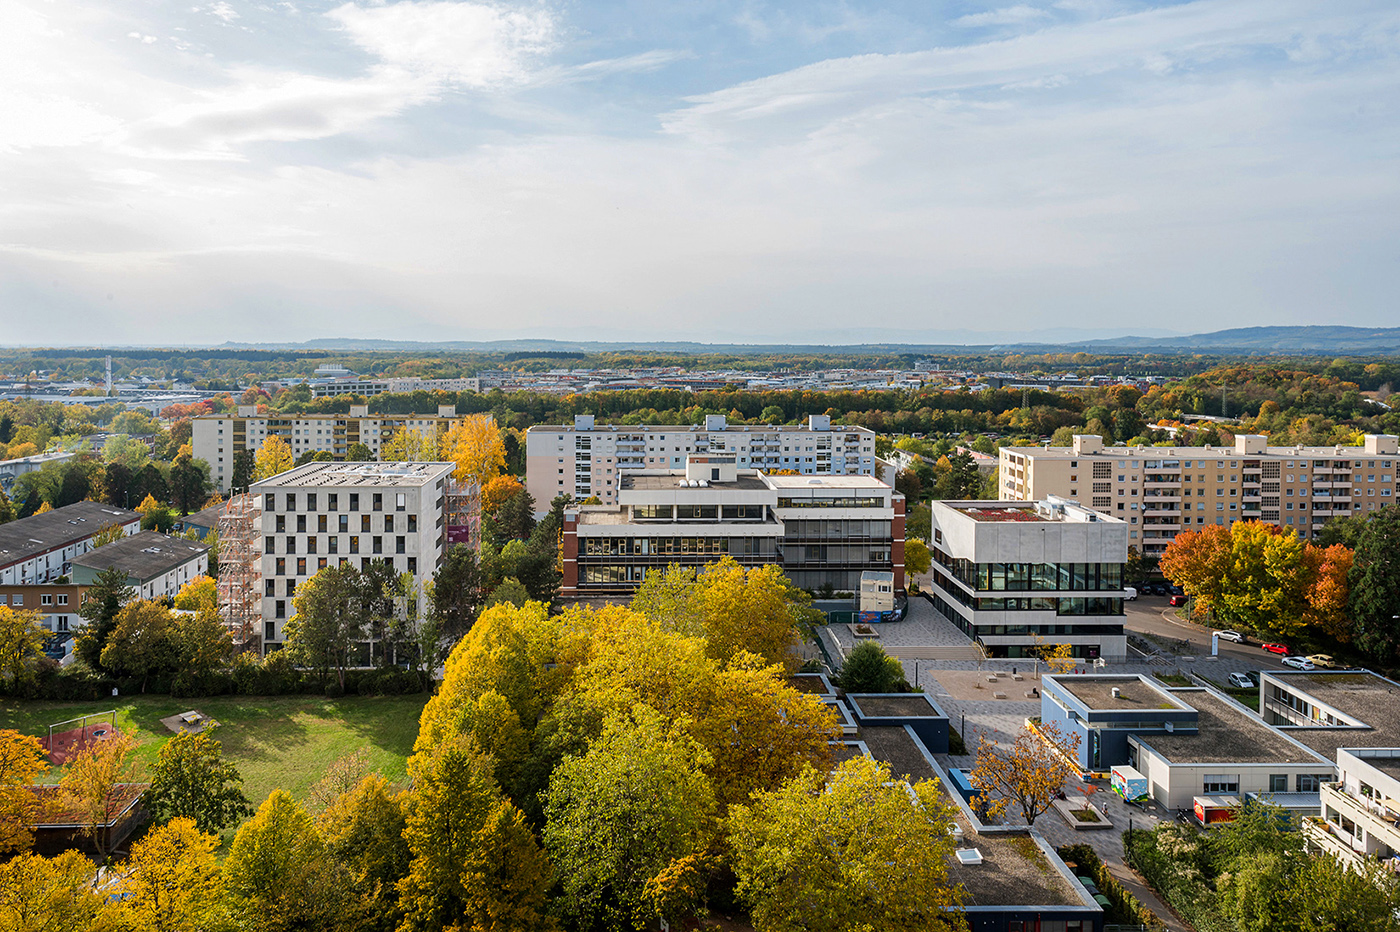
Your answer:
[845,692,949,754]
[789,672,836,697]
[822,698,859,736]
[1052,796,1114,831]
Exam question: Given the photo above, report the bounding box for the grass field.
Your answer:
[0,693,430,813]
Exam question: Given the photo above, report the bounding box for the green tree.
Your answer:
[224,790,361,932]
[287,564,366,690]
[837,641,904,693]
[0,607,48,696]
[397,737,554,932]
[168,452,211,515]
[99,600,180,692]
[1351,506,1400,664]
[0,487,14,524]
[230,450,255,494]
[75,566,135,669]
[905,538,932,576]
[484,577,530,609]
[344,442,374,462]
[429,545,486,645]
[729,756,965,932]
[543,708,715,931]
[147,726,252,834]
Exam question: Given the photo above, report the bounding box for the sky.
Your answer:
[1,0,1397,346]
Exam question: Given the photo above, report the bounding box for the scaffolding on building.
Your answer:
[444,478,480,551]
[216,492,263,652]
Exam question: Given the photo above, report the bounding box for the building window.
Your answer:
[328,537,339,554]
[328,493,338,511]
[287,579,297,597]
[286,537,297,554]
[296,515,307,533]
[41,594,52,605]
[265,493,276,511]
[265,580,276,596]
[396,493,406,511]
[275,600,286,619]
[408,514,418,532]
[297,558,306,576]
[396,536,406,554]
[285,494,296,512]
[339,515,349,533]
[1297,774,1324,792]
[350,493,360,511]
[1269,774,1287,793]
[373,493,383,512]
[350,536,359,554]
[361,515,371,532]
[275,558,286,576]
[57,594,67,606]
[307,537,317,554]
[307,493,317,511]
[318,515,327,533]
[373,537,383,554]
[56,616,69,632]
[265,621,277,641]
[1203,774,1239,794]
[275,515,286,533]
[407,557,417,574]
[384,514,394,532]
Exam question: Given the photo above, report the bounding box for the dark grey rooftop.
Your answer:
[72,531,209,581]
[1134,689,1324,765]
[1359,757,1400,782]
[0,502,138,569]
[1267,671,1400,758]
[1055,675,1190,711]
[180,502,226,530]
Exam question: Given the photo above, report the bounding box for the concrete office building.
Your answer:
[249,461,454,647]
[193,404,474,492]
[71,531,211,602]
[561,455,903,598]
[999,433,1399,558]
[0,502,140,586]
[526,414,878,511]
[927,497,1129,660]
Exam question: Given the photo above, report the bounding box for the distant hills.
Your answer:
[208,325,1400,356]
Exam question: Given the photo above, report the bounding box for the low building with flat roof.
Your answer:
[1259,670,1400,760]
[71,531,210,602]
[0,501,140,586]
[562,455,903,597]
[928,497,1129,660]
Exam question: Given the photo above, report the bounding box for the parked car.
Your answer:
[1261,643,1291,655]
[1123,587,1138,601]
[1216,630,1246,644]
[1169,594,1188,607]
[1306,654,1340,669]
[1228,672,1256,688]
[1282,656,1316,670]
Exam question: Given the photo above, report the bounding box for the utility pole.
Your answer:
[106,355,113,397]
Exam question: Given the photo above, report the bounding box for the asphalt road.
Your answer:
[1123,595,1292,671]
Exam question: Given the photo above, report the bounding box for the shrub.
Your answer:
[838,642,905,694]
[1058,841,1160,928]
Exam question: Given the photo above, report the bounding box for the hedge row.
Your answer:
[1056,841,1160,929]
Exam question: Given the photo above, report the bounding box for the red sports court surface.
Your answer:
[41,722,121,767]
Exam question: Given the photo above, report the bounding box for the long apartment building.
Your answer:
[999,433,1400,558]
[0,501,140,586]
[193,404,469,492]
[562,455,903,598]
[526,414,877,511]
[248,461,454,649]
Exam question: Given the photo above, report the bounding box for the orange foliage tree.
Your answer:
[480,475,524,517]
[969,720,1081,825]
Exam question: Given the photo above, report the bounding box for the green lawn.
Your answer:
[0,693,430,811]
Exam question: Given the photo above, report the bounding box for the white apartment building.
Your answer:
[1307,748,1400,876]
[526,414,877,512]
[927,496,1129,660]
[310,376,481,398]
[999,433,1400,558]
[0,501,140,586]
[249,461,454,647]
[70,531,211,602]
[193,404,469,492]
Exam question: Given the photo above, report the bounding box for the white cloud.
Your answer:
[326,1,554,87]
[208,2,240,23]
[952,5,1051,28]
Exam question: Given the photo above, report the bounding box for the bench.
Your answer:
[179,711,202,725]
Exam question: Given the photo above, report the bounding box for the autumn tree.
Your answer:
[307,747,371,813]
[0,730,48,854]
[969,720,1081,825]
[59,731,137,860]
[729,756,965,932]
[905,537,932,576]
[379,427,437,463]
[252,435,293,481]
[440,414,506,489]
[0,606,48,696]
[224,790,361,932]
[318,773,410,932]
[0,851,103,931]
[100,600,180,692]
[1351,507,1400,664]
[147,726,252,834]
[398,736,554,932]
[631,558,805,671]
[103,817,225,932]
[480,474,524,516]
[543,708,715,931]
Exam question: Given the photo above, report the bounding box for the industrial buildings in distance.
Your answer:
[1000,433,1399,559]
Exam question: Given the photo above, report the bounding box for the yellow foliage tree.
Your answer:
[59,732,137,859]
[480,475,524,516]
[135,493,163,516]
[173,576,218,614]
[969,720,1081,825]
[379,427,438,462]
[0,730,48,855]
[0,607,48,695]
[34,501,52,515]
[252,435,293,481]
[102,817,224,931]
[0,851,102,931]
[439,414,506,489]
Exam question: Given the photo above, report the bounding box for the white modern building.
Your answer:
[193,404,474,492]
[249,461,454,647]
[1307,748,1400,876]
[927,496,1129,660]
[562,455,904,598]
[1000,433,1399,557]
[0,501,140,586]
[526,414,878,511]
[70,531,211,602]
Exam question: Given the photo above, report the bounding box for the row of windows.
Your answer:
[269,556,421,591]
[273,513,418,534]
[271,545,415,574]
[932,553,1124,592]
[776,496,885,509]
[264,492,409,513]
[580,537,760,556]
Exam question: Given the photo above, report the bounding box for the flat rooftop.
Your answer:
[1007,444,1391,459]
[1135,689,1324,765]
[764,474,890,490]
[1055,676,1190,711]
[1358,757,1400,782]
[73,531,209,581]
[250,461,454,488]
[1268,671,1400,758]
[0,501,138,569]
[859,726,1084,909]
[621,474,771,492]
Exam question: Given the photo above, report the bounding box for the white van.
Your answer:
[1123,587,1138,601]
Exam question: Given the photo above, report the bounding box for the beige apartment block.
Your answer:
[193,404,472,492]
[999,433,1399,558]
[525,414,877,513]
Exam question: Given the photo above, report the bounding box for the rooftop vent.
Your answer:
[955,849,983,866]
[1111,687,1121,699]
